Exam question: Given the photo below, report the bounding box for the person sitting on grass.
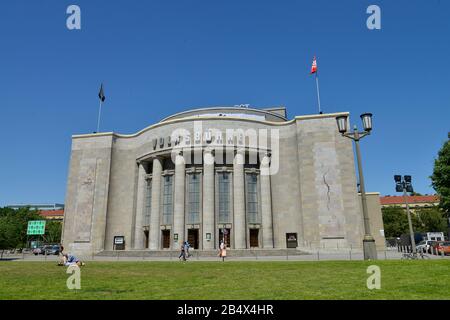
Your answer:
[58,253,85,267]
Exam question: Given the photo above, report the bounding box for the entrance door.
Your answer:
[219,228,231,248]
[162,230,170,249]
[187,229,199,249]
[286,233,298,248]
[250,229,259,248]
[144,230,149,249]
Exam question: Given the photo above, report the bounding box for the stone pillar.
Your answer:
[260,153,274,248]
[173,152,185,249]
[203,149,215,250]
[233,150,246,249]
[149,158,162,250]
[134,163,147,249]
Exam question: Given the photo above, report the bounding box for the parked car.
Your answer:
[416,240,435,253]
[44,245,61,255]
[32,247,44,255]
[432,241,450,256]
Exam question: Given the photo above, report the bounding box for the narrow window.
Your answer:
[218,172,231,223]
[144,179,152,226]
[188,173,200,224]
[162,175,173,225]
[246,173,259,224]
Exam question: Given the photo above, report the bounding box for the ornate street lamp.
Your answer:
[336,115,348,134]
[335,113,377,260]
[360,113,373,132]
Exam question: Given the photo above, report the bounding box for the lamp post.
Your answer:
[395,175,416,254]
[336,113,377,260]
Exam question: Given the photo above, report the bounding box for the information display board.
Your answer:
[27,220,46,235]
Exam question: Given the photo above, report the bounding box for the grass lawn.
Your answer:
[0,260,449,300]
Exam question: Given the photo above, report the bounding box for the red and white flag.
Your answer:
[310,56,317,74]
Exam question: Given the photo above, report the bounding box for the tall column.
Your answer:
[233,150,246,249]
[173,152,185,249]
[260,154,274,248]
[149,158,162,250]
[203,149,215,250]
[134,162,147,249]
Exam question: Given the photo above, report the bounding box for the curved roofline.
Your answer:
[72,112,349,140]
[159,106,288,122]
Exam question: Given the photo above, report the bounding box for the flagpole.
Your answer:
[315,72,322,114]
[96,100,102,133]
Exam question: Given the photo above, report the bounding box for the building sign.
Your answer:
[27,220,46,235]
[114,236,125,245]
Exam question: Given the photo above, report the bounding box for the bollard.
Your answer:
[384,250,387,260]
[317,250,320,261]
[349,250,352,261]
[117,251,119,261]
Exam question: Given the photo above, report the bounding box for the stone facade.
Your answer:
[62,107,385,255]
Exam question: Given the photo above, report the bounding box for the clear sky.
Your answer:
[0,0,449,206]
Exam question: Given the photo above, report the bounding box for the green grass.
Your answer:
[0,260,449,300]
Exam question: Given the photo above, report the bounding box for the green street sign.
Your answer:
[27,220,46,235]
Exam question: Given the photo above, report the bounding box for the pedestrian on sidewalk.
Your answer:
[218,240,227,262]
[179,243,186,261]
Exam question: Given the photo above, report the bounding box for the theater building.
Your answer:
[62,106,385,255]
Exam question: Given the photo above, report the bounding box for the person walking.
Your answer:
[178,243,186,261]
[184,241,191,258]
[218,240,227,262]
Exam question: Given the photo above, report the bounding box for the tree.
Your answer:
[431,139,450,215]
[45,221,62,243]
[382,206,422,238]
[416,207,447,233]
[0,207,42,254]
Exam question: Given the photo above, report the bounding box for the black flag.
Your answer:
[98,84,106,102]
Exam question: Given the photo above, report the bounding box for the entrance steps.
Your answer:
[96,248,309,258]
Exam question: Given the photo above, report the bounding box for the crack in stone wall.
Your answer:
[323,171,331,211]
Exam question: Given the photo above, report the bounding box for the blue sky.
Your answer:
[0,0,449,206]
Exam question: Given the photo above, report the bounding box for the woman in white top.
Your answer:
[219,240,227,262]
